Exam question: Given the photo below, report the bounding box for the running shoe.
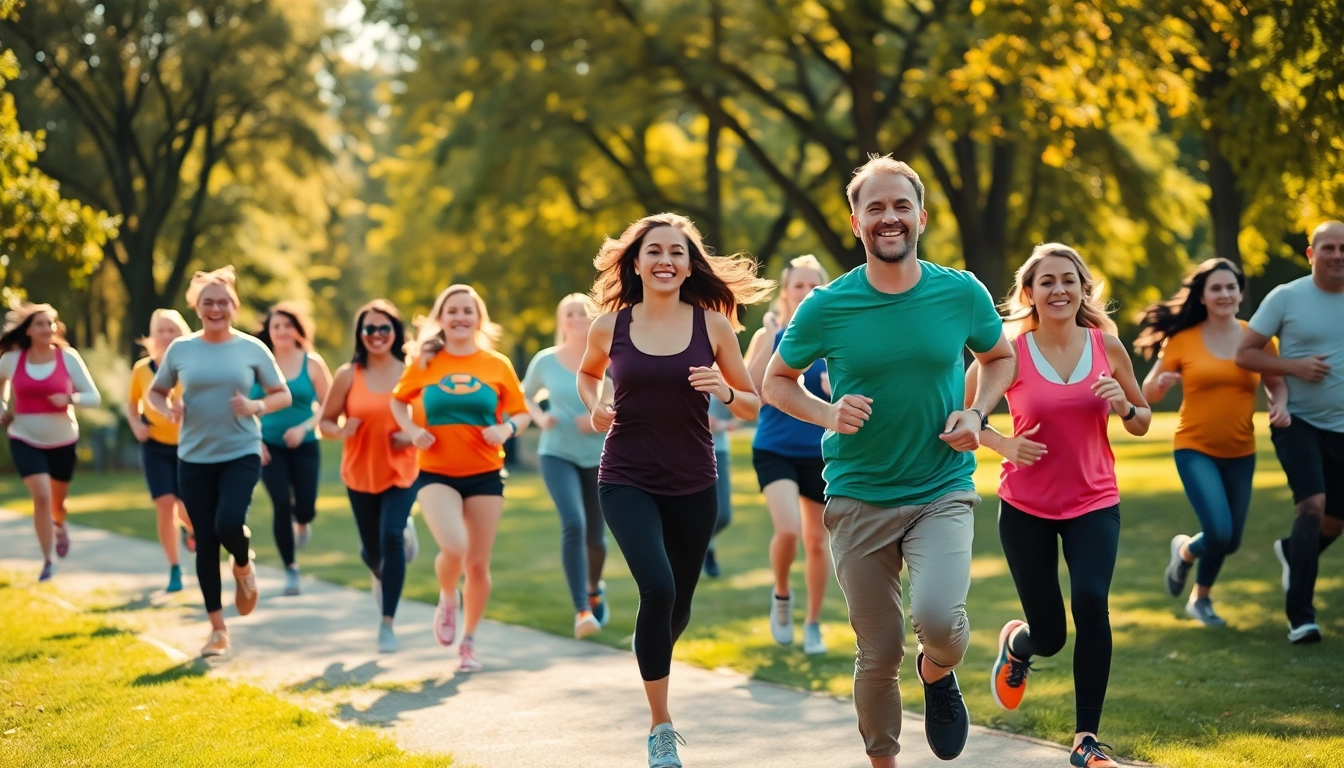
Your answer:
[283,565,301,596]
[589,581,609,626]
[770,590,794,645]
[230,551,259,616]
[434,589,459,646]
[181,526,196,554]
[703,548,720,578]
[38,560,54,582]
[1273,538,1291,593]
[1288,622,1323,644]
[371,571,383,613]
[167,564,183,594]
[916,652,969,760]
[54,523,70,559]
[1164,534,1192,597]
[575,609,601,639]
[647,722,685,768]
[294,522,311,550]
[377,623,397,654]
[404,516,419,563]
[201,629,230,658]
[1185,596,1226,627]
[991,620,1031,710]
[1070,735,1118,767]
[457,636,482,673]
[802,622,826,655]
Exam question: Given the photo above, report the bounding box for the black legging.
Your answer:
[999,500,1120,735]
[179,455,262,613]
[599,483,718,681]
[348,486,415,619]
[261,441,320,567]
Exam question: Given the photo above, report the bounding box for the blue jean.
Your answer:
[1174,449,1255,588]
[712,448,732,538]
[539,455,606,612]
[347,485,416,619]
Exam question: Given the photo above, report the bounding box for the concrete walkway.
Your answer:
[0,510,1117,767]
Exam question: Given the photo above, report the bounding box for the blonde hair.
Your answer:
[137,309,192,357]
[185,265,240,308]
[554,293,593,347]
[772,254,829,323]
[411,284,502,362]
[846,154,925,212]
[1002,243,1116,339]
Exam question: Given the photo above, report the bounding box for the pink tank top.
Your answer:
[13,348,72,415]
[997,328,1119,520]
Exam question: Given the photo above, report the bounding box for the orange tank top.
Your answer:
[341,366,418,493]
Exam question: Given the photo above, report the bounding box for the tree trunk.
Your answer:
[121,237,161,356]
[1204,125,1243,266]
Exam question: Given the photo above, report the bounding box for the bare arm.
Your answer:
[764,350,870,433]
[1141,355,1183,404]
[317,364,355,439]
[940,331,1016,452]
[743,327,773,394]
[703,312,760,420]
[578,314,616,430]
[1100,334,1152,436]
[1236,327,1327,381]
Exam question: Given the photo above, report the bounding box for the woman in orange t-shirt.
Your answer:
[1137,258,1290,626]
[319,299,419,654]
[390,285,530,672]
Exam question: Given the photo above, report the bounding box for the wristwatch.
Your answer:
[968,407,988,431]
[1122,404,1137,421]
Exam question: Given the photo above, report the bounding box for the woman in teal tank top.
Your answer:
[253,303,332,595]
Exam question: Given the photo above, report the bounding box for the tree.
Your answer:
[3,0,337,352]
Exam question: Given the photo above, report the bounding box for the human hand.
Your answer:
[168,398,185,424]
[231,391,261,417]
[283,426,307,448]
[1268,401,1293,428]
[939,409,981,452]
[410,427,436,450]
[536,412,559,431]
[1293,355,1331,383]
[130,421,150,443]
[590,404,616,432]
[762,311,781,337]
[341,417,364,439]
[260,442,271,466]
[47,393,72,408]
[828,394,872,434]
[481,423,514,446]
[999,424,1047,467]
[1155,371,1182,389]
[688,366,730,402]
[390,430,414,450]
[573,414,598,433]
[1091,373,1129,414]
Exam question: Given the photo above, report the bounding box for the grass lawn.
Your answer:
[0,578,452,767]
[2,413,1341,767]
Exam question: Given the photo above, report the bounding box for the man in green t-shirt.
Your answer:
[764,155,1016,766]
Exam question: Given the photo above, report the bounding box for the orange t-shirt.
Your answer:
[341,366,418,493]
[392,348,527,477]
[1158,321,1276,458]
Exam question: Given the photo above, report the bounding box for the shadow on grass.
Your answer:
[44,626,130,641]
[88,594,157,614]
[133,661,207,687]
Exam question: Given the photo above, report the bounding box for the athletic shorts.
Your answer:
[752,448,826,504]
[140,438,180,500]
[1271,417,1344,520]
[9,438,77,482]
[414,469,505,499]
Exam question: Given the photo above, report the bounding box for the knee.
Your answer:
[1298,497,1326,519]
[559,516,584,543]
[910,609,969,665]
[464,557,492,581]
[1070,590,1111,633]
[774,525,800,546]
[639,578,676,613]
[1202,527,1234,555]
[855,636,905,680]
[381,526,405,555]
[802,529,828,560]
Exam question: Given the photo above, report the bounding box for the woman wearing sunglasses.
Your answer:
[318,300,420,653]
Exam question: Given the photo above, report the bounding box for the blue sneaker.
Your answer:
[167,565,183,593]
[38,560,54,582]
[803,622,826,655]
[647,723,685,768]
[589,580,609,626]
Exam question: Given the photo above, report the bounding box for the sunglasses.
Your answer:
[361,324,394,337]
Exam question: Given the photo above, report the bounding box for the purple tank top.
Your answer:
[599,304,718,496]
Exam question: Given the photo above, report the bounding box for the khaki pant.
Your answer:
[824,490,979,758]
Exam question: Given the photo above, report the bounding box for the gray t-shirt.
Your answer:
[709,397,733,453]
[152,331,286,463]
[522,347,606,468]
[1249,276,1344,432]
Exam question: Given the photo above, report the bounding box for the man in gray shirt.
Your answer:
[1238,220,1344,644]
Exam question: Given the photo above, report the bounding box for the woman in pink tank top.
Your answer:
[967,244,1150,768]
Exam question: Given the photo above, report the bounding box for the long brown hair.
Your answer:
[410,284,502,362]
[256,301,315,352]
[0,303,68,353]
[1002,243,1116,339]
[589,213,774,330]
[1133,258,1244,359]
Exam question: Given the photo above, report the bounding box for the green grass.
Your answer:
[0,579,453,767]
[3,414,1342,767]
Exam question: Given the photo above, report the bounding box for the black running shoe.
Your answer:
[1165,534,1192,597]
[917,652,969,760]
[1070,735,1118,767]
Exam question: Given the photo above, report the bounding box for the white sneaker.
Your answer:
[1288,623,1322,644]
[770,590,794,645]
[803,622,827,655]
[1273,538,1291,593]
[404,516,419,563]
[575,610,601,639]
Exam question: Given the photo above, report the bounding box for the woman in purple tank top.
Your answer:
[578,213,771,768]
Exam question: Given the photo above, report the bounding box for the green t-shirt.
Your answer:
[778,261,1002,507]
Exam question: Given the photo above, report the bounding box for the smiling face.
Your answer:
[267,311,301,350]
[782,267,824,314]
[1200,267,1242,321]
[359,309,396,357]
[850,173,928,264]
[558,299,592,346]
[194,284,236,332]
[1027,255,1084,325]
[1308,222,1344,289]
[26,311,55,347]
[150,315,185,359]
[439,291,481,344]
[634,225,692,296]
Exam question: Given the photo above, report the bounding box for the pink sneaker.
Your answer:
[54,524,70,559]
[457,636,482,673]
[433,589,459,646]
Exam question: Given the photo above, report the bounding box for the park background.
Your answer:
[0,1,1341,767]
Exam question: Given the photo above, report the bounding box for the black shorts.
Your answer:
[414,469,505,499]
[1271,418,1344,520]
[140,439,180,500]
[752,448,826,504]
[9,439,77,482]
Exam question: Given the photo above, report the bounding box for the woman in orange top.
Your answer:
[319,299,419,654]
[127,308,196,593]
[390,285,531,672]
[1137,258,1290,625]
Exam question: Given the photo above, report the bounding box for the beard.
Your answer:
[867,229,916,263]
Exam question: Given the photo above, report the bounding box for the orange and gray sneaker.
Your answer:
[991,619,1032,710]
[201,629,230,658]
[1070,735,1118,767]
[231,551,259,616]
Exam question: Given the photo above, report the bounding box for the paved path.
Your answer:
[0,510,1121,767]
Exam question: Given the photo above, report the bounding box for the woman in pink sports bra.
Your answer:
[0,303,102,582]
[967,244,1150,768]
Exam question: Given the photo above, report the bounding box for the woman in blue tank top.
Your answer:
[578,213,772,768]
[743,255,832,655]
[253,302,332,596]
